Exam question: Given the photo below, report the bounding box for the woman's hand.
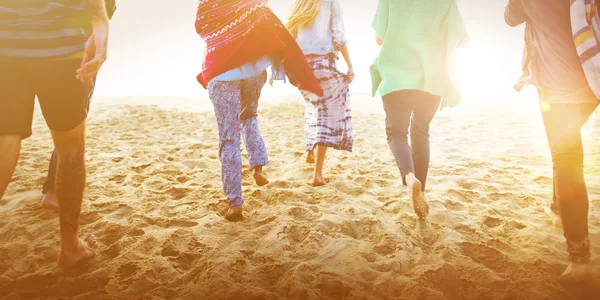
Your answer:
[268,75,274,87]
[375,35,383,46]
[347,67,355,83]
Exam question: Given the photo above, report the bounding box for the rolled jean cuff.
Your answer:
[400,167,413,186]
[570,254,591,264]
[568,237,591,263]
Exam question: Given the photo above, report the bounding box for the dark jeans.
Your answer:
[42,77,95,194]
[541,101,597,264]
[382,90,441,191]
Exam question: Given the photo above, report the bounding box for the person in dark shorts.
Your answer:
[41,0,117,210]
[0,0,110,269]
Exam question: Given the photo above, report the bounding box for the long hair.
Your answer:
[286,0,321,37]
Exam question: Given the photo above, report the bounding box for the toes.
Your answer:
[84,234,98,250]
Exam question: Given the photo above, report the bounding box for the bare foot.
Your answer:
[559,262,596,285]
[409,179,429,219]
[306,151,315,164]
[253,169,269,187]
[225,206,244,222]
[41,191,59,210]
[311,174,326,187]
[57,234,97,269]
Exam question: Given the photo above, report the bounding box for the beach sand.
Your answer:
[0,94,599,300]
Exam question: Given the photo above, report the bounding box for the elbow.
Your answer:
[504,17,521,27]
[504,9,525,27]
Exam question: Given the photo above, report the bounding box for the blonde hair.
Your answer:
[286,0,321,37]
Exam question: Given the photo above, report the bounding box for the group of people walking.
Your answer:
[0,0,596,285]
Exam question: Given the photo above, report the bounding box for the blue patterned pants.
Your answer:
[208,71,269,207]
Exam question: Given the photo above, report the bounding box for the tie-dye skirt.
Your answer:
[301,55,353,152]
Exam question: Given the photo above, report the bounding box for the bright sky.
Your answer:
[95,0,527,98]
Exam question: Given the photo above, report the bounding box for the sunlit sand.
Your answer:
[0,94,598,299]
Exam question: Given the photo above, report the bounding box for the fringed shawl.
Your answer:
[195,0,323,96]
[571,0,600,98]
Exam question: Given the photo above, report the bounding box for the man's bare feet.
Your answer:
[253,167,269,187]
[559,262,596,285]
[57,234,97,269]
[41,191,59,210]
[311,174,326,187]
[306,150,315,164]
[407,174,429,219]
[225,206,244,222]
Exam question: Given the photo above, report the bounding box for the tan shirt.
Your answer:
[505,0,597,103]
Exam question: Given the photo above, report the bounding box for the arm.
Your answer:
[340,45,354,82]
[76,0,109,82]
[372,0,389,45]
[331,0,348,51]
[105,0,116,20]
[447,3,470,48]
[331,0,354,81]
[505,0,527,27]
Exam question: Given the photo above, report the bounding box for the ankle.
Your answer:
[406,173,418,184]
[60,233,80,252]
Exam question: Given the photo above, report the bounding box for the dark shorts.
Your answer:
[0,58,93,139]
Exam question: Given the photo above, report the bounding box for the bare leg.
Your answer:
[0,135,22,200]
[559,262,596,285]
[41,191,59,210]
[225,206,244,222]
[41,150,59,209]
[406,172,429,219]
[253,165,269,187]
[312,144,327,187]
[306,150,315,164]
[51,121,96,269]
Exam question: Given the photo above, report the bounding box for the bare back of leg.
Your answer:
[51,121,97,268]
[0,136,22,200]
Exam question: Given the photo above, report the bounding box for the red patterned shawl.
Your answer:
[195,0,323,96]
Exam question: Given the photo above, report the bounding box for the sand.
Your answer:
[0,94,598,300]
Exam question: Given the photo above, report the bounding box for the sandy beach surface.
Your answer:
[0,94,599,300]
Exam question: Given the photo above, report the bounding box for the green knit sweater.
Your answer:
[370,0,469,110]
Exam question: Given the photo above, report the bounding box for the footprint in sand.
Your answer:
[339,218,382,240]
[287,206,321,221]
[166,186,191,200]
[443,199,466,211]
[459,242,508,272]
[482,216,505,229]
[0,192,40,213]
[279,223,311,243]
[109,174,127,184]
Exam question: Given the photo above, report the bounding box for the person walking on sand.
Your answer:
[0,0,110,268]
[41,0,117,210]
[505,0,597,283]
[195,0,323,222]
[371,0,469,219]
[276,0,354,187]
